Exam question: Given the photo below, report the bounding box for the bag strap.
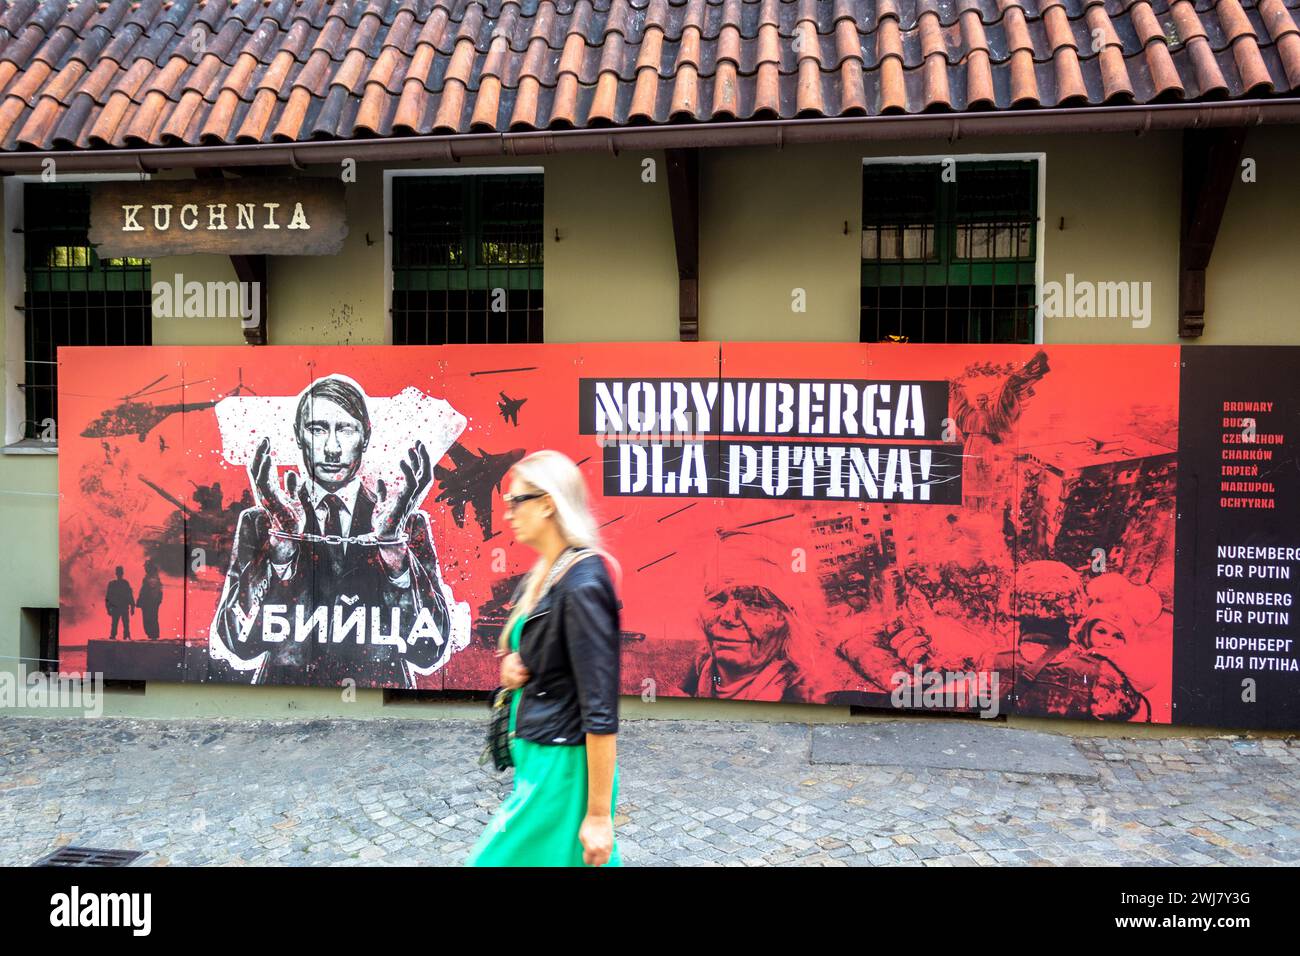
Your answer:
[509,547,600,622]
[548,548,598,587]
[545,547,597,594]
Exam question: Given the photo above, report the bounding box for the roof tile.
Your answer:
[0,0,1294,152]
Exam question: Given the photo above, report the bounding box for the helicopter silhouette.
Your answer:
[433,443,526,541]
[496,391,527,427]
[80,370,254,442]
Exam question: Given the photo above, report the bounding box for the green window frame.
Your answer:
[21,181,151,443]
[391,173,544,344]
[861,160,1038,344]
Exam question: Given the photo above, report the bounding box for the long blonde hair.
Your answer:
[499,450,621,651]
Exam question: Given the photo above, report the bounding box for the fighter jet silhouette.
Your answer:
[497,391,527,427]
[434,443,526,541]
[80,370,254,442]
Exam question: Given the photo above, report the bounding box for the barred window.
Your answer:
[391,174,544,345]
[21,182,151,443]
[861,161,1038,344]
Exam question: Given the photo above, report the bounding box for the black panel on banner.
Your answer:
[600,440,963,504]
[578,377,950,440]
[1173,347,1300,729]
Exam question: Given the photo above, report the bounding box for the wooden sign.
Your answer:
[89,178,347,257]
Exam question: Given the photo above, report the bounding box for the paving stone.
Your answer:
[1,716,1296,867]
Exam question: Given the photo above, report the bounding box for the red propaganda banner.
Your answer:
[58,343,1189,724]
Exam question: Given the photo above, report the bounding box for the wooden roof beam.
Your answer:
[1179,127,1246,338]
[665,148,700,342]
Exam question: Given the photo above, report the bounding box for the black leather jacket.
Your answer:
[513,553,621,746]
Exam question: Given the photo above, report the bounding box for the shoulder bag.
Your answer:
[479,547,595,771]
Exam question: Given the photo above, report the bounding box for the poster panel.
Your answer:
[1173,347,1300,729]
[53,342,1285,729]
[1002,345,1179,724]
[58,347,190,682]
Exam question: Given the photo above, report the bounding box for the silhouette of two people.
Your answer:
[104,562,164,641]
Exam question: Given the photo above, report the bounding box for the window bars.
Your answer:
[860,161,1038,345]
[391,174,544,345]
[21,182,151,441]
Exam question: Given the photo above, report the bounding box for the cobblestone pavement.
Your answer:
[2,716,1298,866]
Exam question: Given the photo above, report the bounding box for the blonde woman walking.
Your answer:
[466,450,623,867]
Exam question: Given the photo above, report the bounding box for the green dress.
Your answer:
[466,614,622,867]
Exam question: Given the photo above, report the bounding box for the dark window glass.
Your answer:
[22,182,151,442]
[860,161,1037,344]
[391,175,544,345]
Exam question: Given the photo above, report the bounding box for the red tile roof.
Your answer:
[0,0,1297,151]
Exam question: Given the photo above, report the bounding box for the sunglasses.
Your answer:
[503,491,548,513]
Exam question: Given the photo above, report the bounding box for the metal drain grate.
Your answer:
[33,846,145,867]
